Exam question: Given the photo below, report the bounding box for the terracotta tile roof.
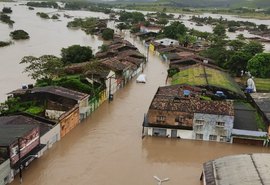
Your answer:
[100,58,129,71]
[118,56,145,66]
[149,85,234,116]
[117,50,145,59]
[64,62,90,74]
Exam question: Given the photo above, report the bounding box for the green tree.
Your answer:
[243,41,264,56]
[61,45,93,65]
[2,7,12,14]
[36,12,50,19]
[101,28,114,40]
[20,55,63,80]
[236,34,245,40]
[157,18,168,25]
[163,21,187,39]
[98,44,109,52]
[213,24,226,38]
[258,24,268,31]
[131,12,145,23]
[10,30,29,40]
[226,51,250,74]
[0,14,14,25]
[116,23,130,31]
[228,39,245,51]
[247,53,270,78]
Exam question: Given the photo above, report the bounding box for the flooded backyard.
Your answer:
[1,3,270,185]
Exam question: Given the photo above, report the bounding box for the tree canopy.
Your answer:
[101,28,114,40]
[119,11,145,24]
[163,21,187,39]
[10,30,29,40]
[20,55,63,80]
[61,45,93,65]
[2,7,12,14]
[247,53,270,78]
[243,41,264,56]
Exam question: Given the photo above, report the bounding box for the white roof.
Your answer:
[232,129,267,137]
[154,38,179,46]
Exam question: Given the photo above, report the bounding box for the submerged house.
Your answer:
[0,123,40,182]
[8,86,90,138]
[143,85,234,142]
[0,113,60,155]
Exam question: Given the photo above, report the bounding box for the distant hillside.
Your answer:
[161,0,270,8]
[120,0,270,8]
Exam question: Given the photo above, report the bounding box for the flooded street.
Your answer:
[9,32,270,185]
[0,3,270,185]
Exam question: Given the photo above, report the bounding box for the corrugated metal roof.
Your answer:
[232,129,267,137]
[203,153,270,185]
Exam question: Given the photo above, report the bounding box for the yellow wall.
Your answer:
[149,43,155,52]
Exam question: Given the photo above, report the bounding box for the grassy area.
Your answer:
[25,106,44,115]
[171,65,243,95]
[254,78,270,92]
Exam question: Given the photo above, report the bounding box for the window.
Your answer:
[220,136,227,142]
[157,116,166,123]
[196,133,203,140]
[216,121,225,127]
[195,119,205,125]
[175,116,184,123]
[196,125,203,131]
[209,135,217,141]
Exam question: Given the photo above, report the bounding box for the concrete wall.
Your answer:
[144,127,193,139]
[193,113,234,142]
[40,124,60,155]
[0,160,11,185]
[45,110,65,120]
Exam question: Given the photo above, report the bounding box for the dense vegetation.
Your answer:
[26,1,59,9]
[67,17,107,35]
[10,30,29,40]
[36,12,50,19]
[0,13,14,25]
[0,41,11,47]
[61,45,93,65]
[64,2,113,14]
[2,7,12,14]
[101,28,114,40]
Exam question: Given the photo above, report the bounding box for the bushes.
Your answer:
[10,30,30,40]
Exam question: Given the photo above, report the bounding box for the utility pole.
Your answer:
[17,137,22,184]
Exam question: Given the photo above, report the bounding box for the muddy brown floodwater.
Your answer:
[10,32,270,185]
